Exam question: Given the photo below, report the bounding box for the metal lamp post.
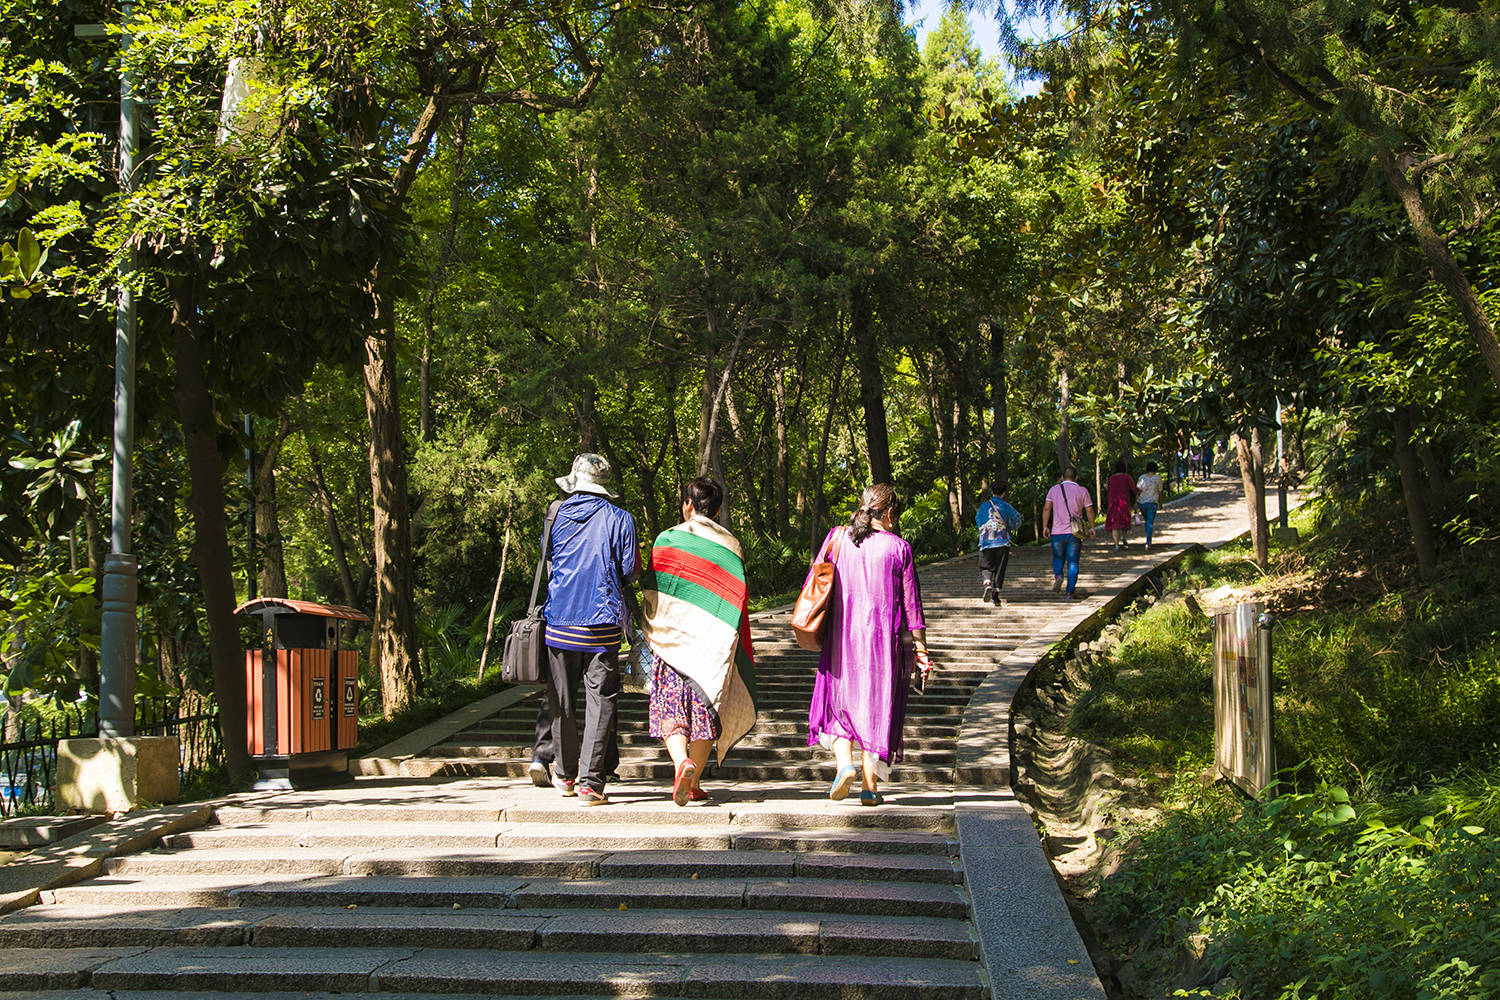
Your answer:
[77,5,139,738]
[56,8,181,814]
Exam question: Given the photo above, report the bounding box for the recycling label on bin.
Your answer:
[311,675,326,720]
[343,676,357,717]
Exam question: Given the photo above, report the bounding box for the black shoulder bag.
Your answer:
[501,501,561,685]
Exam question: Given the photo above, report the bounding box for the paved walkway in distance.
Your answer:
[0,476,1265,1000]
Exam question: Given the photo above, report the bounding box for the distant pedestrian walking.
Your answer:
[1136,462,1163,549]
[537,454,639,807]
[640,477,758,807]
[1201,438,1216,480]
[806,484,931,806]
[975,480,1022,607]
[1103,460,1139,549]
[1043,467,1095,600]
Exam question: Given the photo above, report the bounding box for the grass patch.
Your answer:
[1069,516,1500,998]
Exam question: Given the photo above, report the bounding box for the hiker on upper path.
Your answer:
[537,453,639,807]
[806,483,932,806]
[1136,461,1163,550]
[975,479,1022,608]
[1043,466,1096,601]
[640,476,759,807]
[1103,459,1139,550]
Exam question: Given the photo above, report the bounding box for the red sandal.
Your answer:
[672,759,697,807]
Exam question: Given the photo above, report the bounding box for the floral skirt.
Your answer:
[647,654,721,742]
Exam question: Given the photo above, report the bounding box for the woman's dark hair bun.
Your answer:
[682,476,724,518]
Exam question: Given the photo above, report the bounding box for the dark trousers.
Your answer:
[979,547,1012,590]
[533,694,618,774]
[545,646,620,793]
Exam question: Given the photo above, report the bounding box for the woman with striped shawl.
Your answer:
[640,477,759,806]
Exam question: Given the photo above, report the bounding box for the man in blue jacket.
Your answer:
[975,479,1023,608]
[538,453,639,806]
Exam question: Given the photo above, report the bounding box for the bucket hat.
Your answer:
[555,453,619,498]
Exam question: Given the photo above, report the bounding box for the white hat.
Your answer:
[555,453,618,498]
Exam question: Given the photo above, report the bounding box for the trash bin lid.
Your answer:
[233,597,371,622]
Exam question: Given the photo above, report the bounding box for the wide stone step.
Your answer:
[456,718,961,740]
[423,731,959,753]
[170,815,956,859]
[151,870,970,920]
[423,759,963,783]
[9,944,987,998]
[165,821,506,851]
[501,876,971,918]
[0,903,975,959]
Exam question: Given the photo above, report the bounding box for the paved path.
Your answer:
[0,476,1266,999]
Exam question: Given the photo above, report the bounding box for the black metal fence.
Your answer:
[0,698,223,818]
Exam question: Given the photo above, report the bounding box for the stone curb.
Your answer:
[354,686,539,776]
[951,544,1201,1000]
[0,802,215,915]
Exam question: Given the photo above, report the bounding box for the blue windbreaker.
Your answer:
[976,497,1022,549]
[542,492,639,633]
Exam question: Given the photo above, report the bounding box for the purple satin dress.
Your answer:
[806,527,926,765]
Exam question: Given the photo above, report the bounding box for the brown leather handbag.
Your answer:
[790,528,844,652]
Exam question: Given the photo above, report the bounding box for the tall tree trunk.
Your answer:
[1094,429,1103,513]
[363,280,420,718]
[695,311,749,482]
[1234,427,1270,570]
[851,287,891,485]
[478,507,512,682]
[419,105,474,445]
[167,273,250,785]
[1392,409,1439,580]
[307,439,359,608]
[951,396,969,545]
[1056,367,1071,472]
[773,365,790,536]
[924,359,958,533]
[1413,433,1455,521]
[810,342,850,557]
[987,318,1009,485]
[254,417,289,599]
[724,382,768,536]
[1375,151,1500,395]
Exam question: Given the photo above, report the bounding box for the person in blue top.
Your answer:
[975,479,1023,607]
[536,453,639,806]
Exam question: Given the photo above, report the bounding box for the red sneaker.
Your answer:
[687,785,710,802]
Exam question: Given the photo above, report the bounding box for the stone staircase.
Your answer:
[0,550,1097,999]
[419,556,1054,786]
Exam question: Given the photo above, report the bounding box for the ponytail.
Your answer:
[848,483,901,546]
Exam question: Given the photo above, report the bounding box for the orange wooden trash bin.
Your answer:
[235,598,369,789]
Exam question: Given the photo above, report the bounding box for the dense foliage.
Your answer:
[1,0,1496,771]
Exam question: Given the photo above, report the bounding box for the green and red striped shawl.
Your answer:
[640,514,758,763]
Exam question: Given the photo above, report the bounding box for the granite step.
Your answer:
[29,945,988,998]
[0,903,975,959]
[415,758,964,781]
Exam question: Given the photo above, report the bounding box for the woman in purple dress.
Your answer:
[806,484,932,806]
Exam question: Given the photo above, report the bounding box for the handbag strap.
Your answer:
[528,499,563,614]
[827,525,845,564]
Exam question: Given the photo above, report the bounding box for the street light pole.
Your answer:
[95,0,139,738]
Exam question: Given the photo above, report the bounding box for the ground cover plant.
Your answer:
[1065,506,1500,999]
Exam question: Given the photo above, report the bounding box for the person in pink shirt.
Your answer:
[1041,467,1096,600]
